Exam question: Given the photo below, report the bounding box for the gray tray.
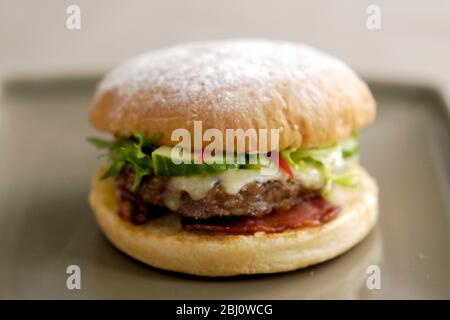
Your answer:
[0,76,449,299]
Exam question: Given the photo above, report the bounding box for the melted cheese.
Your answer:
[218,169,285,195]
[169,175,218,200]
[292,166,325,189]
[161,160,357,210]
[163,190,181,211]
[162,169,284,209]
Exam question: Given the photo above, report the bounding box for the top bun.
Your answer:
[89,39,375,150]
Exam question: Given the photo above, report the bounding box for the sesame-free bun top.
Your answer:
[90,39,376,150]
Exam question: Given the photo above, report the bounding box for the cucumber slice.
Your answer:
[240,153,272,169]
[151,146,238,176]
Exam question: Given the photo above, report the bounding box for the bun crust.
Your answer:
[89,165,378,276]
[89,40,376,150]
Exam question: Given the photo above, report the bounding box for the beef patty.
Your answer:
[117,165,318,222]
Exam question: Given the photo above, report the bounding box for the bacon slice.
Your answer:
[182,196,340,234]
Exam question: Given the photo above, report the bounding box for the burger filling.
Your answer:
[89,132,359,233]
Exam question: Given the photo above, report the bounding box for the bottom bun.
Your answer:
[89,165,378,276]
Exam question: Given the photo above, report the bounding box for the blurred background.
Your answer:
[0,0,450,100]
[0,0,449,299]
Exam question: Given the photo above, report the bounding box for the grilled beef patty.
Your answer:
[117,165,318,223]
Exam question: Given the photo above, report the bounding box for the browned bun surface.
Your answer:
[89,40,375,150]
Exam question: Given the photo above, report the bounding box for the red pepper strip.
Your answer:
[273,151,295,182]
[196,150,204,164]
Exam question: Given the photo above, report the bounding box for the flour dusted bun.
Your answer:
[89,40,376,150]
[89,165,378,276]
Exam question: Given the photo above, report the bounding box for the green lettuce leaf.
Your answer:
[88,131,161,190]
[88,130,359,192]
[280,134,359,196]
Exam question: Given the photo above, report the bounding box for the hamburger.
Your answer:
[88,40,378,276]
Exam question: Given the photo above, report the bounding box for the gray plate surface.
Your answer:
[0,77,449,299]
